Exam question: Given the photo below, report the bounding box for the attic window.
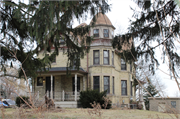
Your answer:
[104,29,109,38]
[93,29,99,37]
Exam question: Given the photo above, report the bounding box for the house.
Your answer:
[33,12,135,108]
[149,97,180,113]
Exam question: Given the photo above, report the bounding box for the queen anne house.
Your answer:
[33,12,135,108]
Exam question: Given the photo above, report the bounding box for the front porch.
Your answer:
[33,67,87,108]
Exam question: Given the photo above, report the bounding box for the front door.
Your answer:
[46,76,54,98]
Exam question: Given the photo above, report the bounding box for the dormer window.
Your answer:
[93,29,99,37]
[104,29,109,38]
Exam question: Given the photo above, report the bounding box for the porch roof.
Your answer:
[37,67,87,74]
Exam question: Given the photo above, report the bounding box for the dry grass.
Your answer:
[0,108,179,119]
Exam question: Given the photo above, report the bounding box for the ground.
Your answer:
[0,108,179,119]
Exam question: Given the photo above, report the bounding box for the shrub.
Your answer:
[79,90,111,109]
[15,96,29,107]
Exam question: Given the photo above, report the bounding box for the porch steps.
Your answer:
[54,101,80,108]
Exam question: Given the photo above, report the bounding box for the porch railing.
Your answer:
[47,90,80,101]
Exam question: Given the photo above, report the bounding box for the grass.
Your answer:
[0,108,179,119]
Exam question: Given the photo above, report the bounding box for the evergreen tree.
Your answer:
[143,80,159,110]
[112,0,180,75]
[0,1,110,78]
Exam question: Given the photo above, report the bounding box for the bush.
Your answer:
[79,90,111,109]
[15,96,29,107]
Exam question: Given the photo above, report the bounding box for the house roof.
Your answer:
[75,23,87,28]
[37,67,87,74]
[90,12,115,29]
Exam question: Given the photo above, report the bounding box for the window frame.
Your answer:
[121,80,127,96]
[103,50,109,65]
[121,58,126,70]
[93,76,100,92]
[103,29,109,38]
[37,77,43,86]
[130,63,132,72]
[112,51,114,65]
[93,29,99,37]
[112,77,115,94]
[171,101,176,108]
[104,76,110,94]
[112,31,114,38]
[93,50,100,65]
[131,81,133,96]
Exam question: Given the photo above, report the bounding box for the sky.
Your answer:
[73,0,180,97]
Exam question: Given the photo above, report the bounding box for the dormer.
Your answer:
[90,12,115,39]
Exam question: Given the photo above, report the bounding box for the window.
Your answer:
[93,50,99,65]
[52,56,56,63]
[93,76,100,92]
[93,29,99,37]
[112,31,114,38]
[171,101,176,108]
[103,29,109,38]
[37,77,43,86]
[121,59,126,70]
[104,76,110,93]
[131,81,133,96]
[121,80,127,95]
[103,50,109,65]
[112,51,114,65]
[72,77,80,93]
[46,54,56,63]
[73,55,80,66]
[130,63,132,72]
[59,38,65,45]
[112,77,115,94]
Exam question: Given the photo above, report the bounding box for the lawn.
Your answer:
[0,108,179,119]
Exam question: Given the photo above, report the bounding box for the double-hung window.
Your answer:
[93,76,100,92]
[121,59,126,70]
[104,76,110,93]
[104,29,109,38]
[93,29,99,37]
[93,50,99,65]
[121,80,127,95]
[103,50,109,65]
[112,51,114,65]
[171,101,176,108]
[130,63,132,72]
[112,77,115,94]
[131,81,133,96]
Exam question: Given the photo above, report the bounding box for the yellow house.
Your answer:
[33,12,135,108]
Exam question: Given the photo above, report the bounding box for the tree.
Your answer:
[143,79,159,110]
[0,0,110,78]
[112,0,180,90]
[0,66,28,99]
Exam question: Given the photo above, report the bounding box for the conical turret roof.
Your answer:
[90,12,115,29]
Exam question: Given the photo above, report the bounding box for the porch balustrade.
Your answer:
[46,90,80,101]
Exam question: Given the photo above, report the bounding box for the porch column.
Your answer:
[51,75,53,99]
[83,76,85,91]
[75,73,77,101]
